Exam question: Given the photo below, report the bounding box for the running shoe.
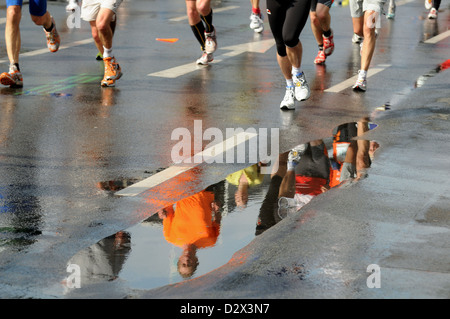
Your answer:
[280,86,295,110]
[196,51,213,65]
[425,0,432,9]
[352,33,363,44]
[352,71,367,92]
[323,30,334,56]
[204,28,217,54]
[314,50,326,64]
[249,12,264,33]
[101,57,122,87]
[387,4,396,19]
[288,144,307,163]
[44,17,60,53]
[428,7,438,19]
[66,0,78,12]
[292,73,310,101]
[0,68,23,88]
[96,52,103,61]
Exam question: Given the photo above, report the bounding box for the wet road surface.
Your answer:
[0,0,449,299]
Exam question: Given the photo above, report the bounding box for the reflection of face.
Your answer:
[178,250,199,278]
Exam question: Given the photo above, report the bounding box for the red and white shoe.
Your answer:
[314,50,326,64]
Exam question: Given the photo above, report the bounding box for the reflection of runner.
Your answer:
[0,0,60,88]
[158,187,222,278]
[64,231,131,289]
[329,122,357,187]
[278,141,331,217]
[226,164,263,208]
[339,119,379,183]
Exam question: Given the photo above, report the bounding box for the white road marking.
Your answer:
[169,5,240,22]
[395,0,415,5]
[0,38,94,64]
[0,17,6,25]
[324,64,391,93]
[424,29,450,44]
[115,131,258,197]
[148,39,275,78]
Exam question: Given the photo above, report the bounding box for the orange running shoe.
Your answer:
[0,67,23,88]
[101,57,122,87]
[44,17,60,52]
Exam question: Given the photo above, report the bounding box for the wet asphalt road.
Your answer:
[0,0,449,299]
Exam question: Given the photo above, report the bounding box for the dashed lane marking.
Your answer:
[424,29,450,44]
[148,39,275,78]
[0,38,94,64]
[324,64,391,93]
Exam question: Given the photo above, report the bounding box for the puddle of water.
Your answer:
[63,117,380,295]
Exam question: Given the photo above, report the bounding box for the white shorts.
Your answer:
[81,0,123,21]
[349,0,386,18]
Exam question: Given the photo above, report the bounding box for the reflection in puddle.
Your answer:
[64,117,379,294]
[414,60,450,88]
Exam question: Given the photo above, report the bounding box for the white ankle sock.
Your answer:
[103,47,113,58]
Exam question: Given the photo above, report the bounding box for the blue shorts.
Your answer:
[6,0,47,17]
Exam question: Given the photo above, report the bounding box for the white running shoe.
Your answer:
[428,7,438,19]
[204,28,217,54]
[352,33,364,44]
[387,4,396,19]
[66,0,78,12]
[196,51,213,65]
[280,87,295,110]
[249,13,264,33]
[425,0,432,9]
[292,73,310,101]
[352,71,367,92]
[288,144,307,163]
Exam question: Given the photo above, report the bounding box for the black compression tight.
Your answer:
[266,0,312,57]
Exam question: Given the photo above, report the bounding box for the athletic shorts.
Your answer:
[311,0,334,12]
[349,0,386,17]
[81,0,123,22]
[6,0,47,17]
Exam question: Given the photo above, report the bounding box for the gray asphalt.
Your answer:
[0,0,449,299]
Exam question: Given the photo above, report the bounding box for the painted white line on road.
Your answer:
[169,5,240,22]
[324,64,391,93]
[0,38,94,64]
[148,39,275,78]
[395,0,415,5]
[424,29,450,44]
[0,17,6,25]
[116,131,258,197]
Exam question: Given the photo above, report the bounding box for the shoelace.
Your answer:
[46,27,57,42]
[283,87,294,101]
[104,59,117,73]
